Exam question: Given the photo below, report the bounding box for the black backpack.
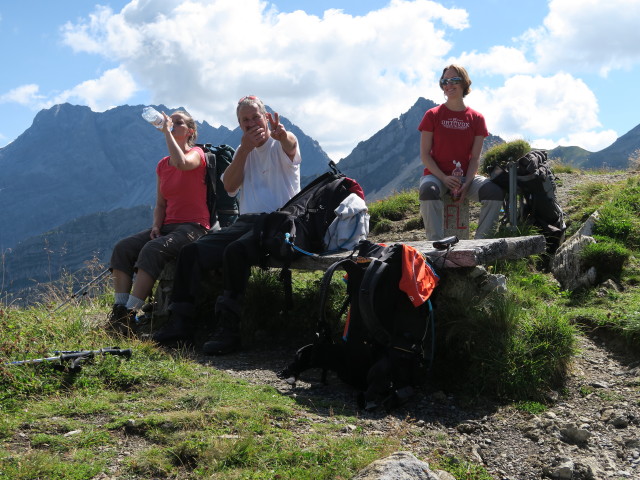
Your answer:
[278,240,439,411]
[490,150,566,253]
[254,161,365,267]
[197,143,239,229]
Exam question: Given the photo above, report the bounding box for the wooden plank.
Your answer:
[272,235,547,271]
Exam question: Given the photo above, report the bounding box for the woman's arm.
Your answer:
[421,131,459,193]
[151,177,167,239]
[162,113,201,171]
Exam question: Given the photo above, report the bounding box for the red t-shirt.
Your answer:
[417,104,489,176]
[156,146,209,229]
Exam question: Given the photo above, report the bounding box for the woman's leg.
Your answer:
[128,268,156,310]
[110,229,153,304]
[132,223,207,308]
[419,175,446,241]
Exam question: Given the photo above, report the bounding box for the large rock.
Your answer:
[351,451,443,480]
[551,212,599,291]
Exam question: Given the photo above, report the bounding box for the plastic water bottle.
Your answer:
[141,106,164,129]
[451,160,464,200]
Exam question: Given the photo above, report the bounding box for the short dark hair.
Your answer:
[440,64,472,97]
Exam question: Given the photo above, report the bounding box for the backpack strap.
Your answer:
[358,257,393,347]
[318,258,353,329]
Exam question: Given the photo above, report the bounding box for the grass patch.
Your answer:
[368,190,419,231]
[0,300,398,479]
[581,237,631,282]
[437,288,576,400]
[549,161,579,174]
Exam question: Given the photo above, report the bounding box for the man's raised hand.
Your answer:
[267,112,286,141]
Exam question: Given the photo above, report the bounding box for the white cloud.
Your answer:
[59,0,470,159]
[455,46,536,76]
[0,84,45,105]
[522,0,640,76]
[46,67,139,111]
[21,0,635,160]
[471,73,612,149]
[533,129,618,152]
[480,73,601,136]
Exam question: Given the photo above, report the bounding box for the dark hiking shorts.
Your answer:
[110,222,207,279]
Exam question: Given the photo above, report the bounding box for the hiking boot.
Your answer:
[107,304,137,336]
[151,313,192,345]
[202,311,241,355]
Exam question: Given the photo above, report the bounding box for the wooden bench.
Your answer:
[147,235,546,327]
[278,235,546,270]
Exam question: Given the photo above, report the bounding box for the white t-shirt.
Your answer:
[229,136,301,214]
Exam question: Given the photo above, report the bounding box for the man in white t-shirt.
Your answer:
[153,95,301,354]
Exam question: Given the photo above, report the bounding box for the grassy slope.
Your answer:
[1,171,639,479]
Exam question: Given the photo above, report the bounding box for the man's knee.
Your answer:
[419,182,441,201]
[223,240,249,265]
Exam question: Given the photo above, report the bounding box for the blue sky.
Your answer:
[1,0,639,161]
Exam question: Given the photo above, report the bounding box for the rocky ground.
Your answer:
[200,172,640,479]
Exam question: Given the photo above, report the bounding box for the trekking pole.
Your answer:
[5,346,132,373]
[52,268,110,313]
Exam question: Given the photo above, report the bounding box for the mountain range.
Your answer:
[1,100,638,302]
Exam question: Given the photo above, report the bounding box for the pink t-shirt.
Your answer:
[417,104,489,176]
[156,146,209,229]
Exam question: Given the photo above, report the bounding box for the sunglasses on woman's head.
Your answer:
[440,77,462,86]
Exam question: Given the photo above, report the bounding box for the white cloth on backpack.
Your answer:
[323,193,369,251]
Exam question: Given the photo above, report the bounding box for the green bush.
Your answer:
[480,139,531,175]
[436,289,576,400]
[403,216,424,231]
[581,238,630,281]
[371,218,393,234]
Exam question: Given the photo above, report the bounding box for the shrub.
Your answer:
[371,218,393,234]
[436,291,576,399]
[480,139,531,175]
[581,238,630,281]
[404,216,424,231]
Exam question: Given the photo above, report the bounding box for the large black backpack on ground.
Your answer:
[278,240,439,412]
[197,143,239,229]
[254,161,365,267]
[490,150,566,253]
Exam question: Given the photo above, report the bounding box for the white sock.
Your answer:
[114,293,129,305]
[126,295,145,311]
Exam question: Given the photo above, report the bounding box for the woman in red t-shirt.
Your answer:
[108,110,209,333]
[417,65,504,241]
